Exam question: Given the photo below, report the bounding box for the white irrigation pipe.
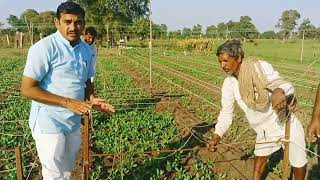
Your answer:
[126,56,222,109]
[102,87,145,91]
[136,52,224,81]
[131,53,223,89]
[134,49,319,88]
[251,52,320,71]
[0,147,36,163]
[130,53,221,94]
[112,101,178,107]
[291,140,320,158]
[124,55,312,141]
[0,120,28,123]
[149,48,320,79]
[149,50,319,86]
[125,54,313,111]
[155,131,195,160]
[0,162,39,174]
[132,52,317,91]
[152,48,320,73]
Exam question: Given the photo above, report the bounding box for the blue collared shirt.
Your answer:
[23,30,95,133]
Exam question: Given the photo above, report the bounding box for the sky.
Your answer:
[1,0,320,32]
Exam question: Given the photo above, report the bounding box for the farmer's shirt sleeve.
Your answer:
[259,60,294,95]
[214,78,235,137]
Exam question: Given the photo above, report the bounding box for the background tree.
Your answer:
[260,31,277,39]
[20,9,39,23]
[7,15,23,31]
[34,11,56,36]
[298,18,317,39]
[20,9,39,34]
[314,27,320,39]
[205,25,217,38]
[168,30,182,39]
[74,0,149,40]
[7,9,56,37]
[153,24,167,39]
[225,20,239,38]
[129,18,149,40]
[216,22,228,38]
[192,24,202,37]
[276,9,301,39]
[182,27,192,38]
[237,16,259,39]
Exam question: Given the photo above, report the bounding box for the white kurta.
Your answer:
[214,60,307,167]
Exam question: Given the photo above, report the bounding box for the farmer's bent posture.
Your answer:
[210,40,307,180]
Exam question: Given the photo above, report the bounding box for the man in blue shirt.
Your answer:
[84,26,98,82]
[21,2,114,179]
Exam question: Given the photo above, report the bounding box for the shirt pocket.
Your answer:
[55,59,88,84]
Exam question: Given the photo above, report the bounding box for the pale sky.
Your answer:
[1,0,320,32]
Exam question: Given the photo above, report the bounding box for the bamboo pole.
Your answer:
[19,32,23,48]
[300,31,305,63]
[6,34,10,45]
[149,0,153,93]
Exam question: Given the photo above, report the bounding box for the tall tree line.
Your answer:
[4,6,320,40]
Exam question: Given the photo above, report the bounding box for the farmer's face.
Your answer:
[84,33,96,45]
[218,53,242,76]
[54,13,84,44]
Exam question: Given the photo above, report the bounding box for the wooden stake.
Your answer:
[14,146,23,180]
[82,112,90,180]
[282,112,291,180]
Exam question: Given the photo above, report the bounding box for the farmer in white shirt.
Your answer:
[209,40,307,180]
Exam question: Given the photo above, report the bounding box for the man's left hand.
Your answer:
[90,97,115,115]
[271,88,286,115]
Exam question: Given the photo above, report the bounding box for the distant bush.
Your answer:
[176,38,215,51]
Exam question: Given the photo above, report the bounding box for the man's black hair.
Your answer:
[84,26,97,37]
[56,1,85,20]
[216,39,244,59]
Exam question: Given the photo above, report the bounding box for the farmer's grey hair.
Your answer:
[216,39,244,59]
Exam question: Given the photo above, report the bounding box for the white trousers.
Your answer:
[32,128,81,180]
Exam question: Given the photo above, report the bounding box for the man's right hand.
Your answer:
[208,134,221,152]
[64,98,92,115]
[307,119,320,143]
